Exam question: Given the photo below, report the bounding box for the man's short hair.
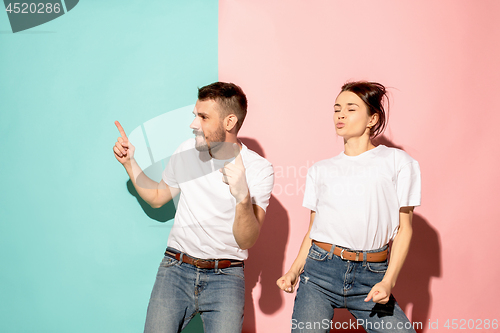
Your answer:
[198,82,247,132]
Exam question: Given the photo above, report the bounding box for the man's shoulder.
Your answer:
[242,145,273,171]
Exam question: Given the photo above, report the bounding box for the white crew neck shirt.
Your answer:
[162,138,274,260]
[303,145,421,251]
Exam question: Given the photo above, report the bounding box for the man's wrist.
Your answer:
[236,189,250,205]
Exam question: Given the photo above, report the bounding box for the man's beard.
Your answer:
[194,124,226,152]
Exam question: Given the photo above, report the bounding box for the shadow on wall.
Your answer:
[127,179,176,222]
[323,136,441,333]
[241,137,290,333]
[394,213,440,333]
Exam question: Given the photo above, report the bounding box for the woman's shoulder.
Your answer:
[376,145,419,166]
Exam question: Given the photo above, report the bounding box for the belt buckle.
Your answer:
[192,258,203,268]
[340,249,360,261]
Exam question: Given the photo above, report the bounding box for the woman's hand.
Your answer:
[365,280,392,304]
[276,271,300,293]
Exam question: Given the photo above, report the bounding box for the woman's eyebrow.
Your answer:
[334,103,359,107]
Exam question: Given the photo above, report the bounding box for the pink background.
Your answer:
[219,1,500,332]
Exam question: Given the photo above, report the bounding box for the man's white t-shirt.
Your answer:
[163,138,274,260]
[303,145,421,251]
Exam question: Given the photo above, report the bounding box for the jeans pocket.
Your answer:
[159,256,178,268]
[217,266,245,280]
[366,261,388,273]
[307,245,329,261]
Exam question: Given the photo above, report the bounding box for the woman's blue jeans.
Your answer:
[291,243,416,333]
[144,248,245,333]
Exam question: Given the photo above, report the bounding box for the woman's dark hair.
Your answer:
[340,81,389,138]
[198,82,247,132]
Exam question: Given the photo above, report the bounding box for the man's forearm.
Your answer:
[232,192,261,250]
[123,158,169,208]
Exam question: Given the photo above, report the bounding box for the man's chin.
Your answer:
[195,141,225,153]
[194,136,208,151]
[195,143,209,152]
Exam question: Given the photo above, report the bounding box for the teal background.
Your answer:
[0,1,217,332]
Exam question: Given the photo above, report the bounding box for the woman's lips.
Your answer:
[336,122,345,129]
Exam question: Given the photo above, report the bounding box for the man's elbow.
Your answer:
[236,233,259,251]
[148,201,163,209]
[237,241,255,251]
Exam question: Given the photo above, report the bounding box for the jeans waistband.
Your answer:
[312,241,388,262]
[164,247,244,269]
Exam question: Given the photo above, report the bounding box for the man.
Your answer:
[113,82,274,333]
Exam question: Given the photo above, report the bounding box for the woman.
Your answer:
[277,81,421,333]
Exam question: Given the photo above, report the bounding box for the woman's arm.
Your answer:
[365,206,414,304]
[276,211,316,293]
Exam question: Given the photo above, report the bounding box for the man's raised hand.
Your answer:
[113,121,135,166]
[220,143,249,204]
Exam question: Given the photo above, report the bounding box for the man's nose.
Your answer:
[190,117,200,129]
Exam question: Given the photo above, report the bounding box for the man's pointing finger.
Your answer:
[115,121,128,139]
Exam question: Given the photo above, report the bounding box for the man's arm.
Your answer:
[220,144,270,250]
[232,193,265,250]
[113,121,179,208]
[365,206,414,304]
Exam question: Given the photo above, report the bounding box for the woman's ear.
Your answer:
[368,113,379,128]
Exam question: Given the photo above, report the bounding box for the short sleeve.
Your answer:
[396,160,421,207]
[162,150,180,189]
[249,164,274,212]
[302,166,317,211]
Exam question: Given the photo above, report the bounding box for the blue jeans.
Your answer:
[144,248,245,333]
[291,243,416,333]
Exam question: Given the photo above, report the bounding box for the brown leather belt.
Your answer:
[164,250,244,269]
[312,240,388,262]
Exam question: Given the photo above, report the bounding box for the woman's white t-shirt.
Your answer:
[303,145,421,251]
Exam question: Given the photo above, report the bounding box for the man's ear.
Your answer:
[225,114,239,132]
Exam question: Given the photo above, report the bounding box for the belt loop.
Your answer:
[214,259,219,272]
[179,252,184,266]
[362,250,367,267]
[328,243,335,259]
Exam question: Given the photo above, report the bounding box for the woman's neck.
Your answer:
[343,136,376,156]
